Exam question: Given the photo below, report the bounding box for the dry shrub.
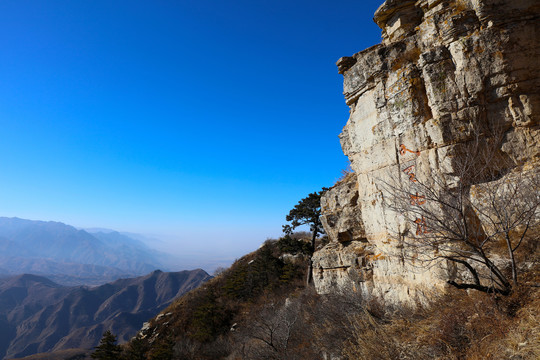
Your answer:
[504,308,540,359]
[334,164,355,185]
[342,284,540,360]
[488,267,540,358]
[230,289,322,360]
[311,291,366,358]
[342,309,399,360]
[428,290,511,359]
[342,298,437,360]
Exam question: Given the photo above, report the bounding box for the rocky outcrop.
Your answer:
[315,173,373,295]
[313,0,539,304]
[319,173,365,244]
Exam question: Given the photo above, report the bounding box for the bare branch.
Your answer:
[380,127,539,294]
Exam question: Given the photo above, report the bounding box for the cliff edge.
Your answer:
[313,0,540,305]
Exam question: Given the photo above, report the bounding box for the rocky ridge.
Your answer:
[0,270,210,359]
[313,0,539,304]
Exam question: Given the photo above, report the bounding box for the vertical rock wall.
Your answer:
[313,0,540,305]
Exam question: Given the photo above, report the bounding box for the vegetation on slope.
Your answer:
[122,233,313,359]
[112,174,540,360]
[115,226,539,360]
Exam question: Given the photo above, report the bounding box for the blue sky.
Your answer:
[0,0,382,264]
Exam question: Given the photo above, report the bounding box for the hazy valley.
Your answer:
[0,217,214,359]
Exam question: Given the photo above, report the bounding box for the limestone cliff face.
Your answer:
[313,0,540,304]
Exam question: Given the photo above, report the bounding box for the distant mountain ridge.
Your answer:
[0,217,175,285]
[0,269,211,359]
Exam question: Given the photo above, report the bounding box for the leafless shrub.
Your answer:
[335,162,355,184]
[213,267,228,276]
[382,127,540,295]
[342,284,540,360]
[232,297,303,360]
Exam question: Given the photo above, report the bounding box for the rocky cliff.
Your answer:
[313,0,539,304]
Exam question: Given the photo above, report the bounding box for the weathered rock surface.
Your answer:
[313,0,540,304]
[319,173,365,244]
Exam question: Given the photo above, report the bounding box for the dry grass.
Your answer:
[342,281,540,360]
[502,296,540,359]
[343,310,434,360]
[334,163,355,185]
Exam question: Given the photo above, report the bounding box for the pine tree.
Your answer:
[148,337,174,360]
[91,330,122,360]
[283,188,327,285]
[123,334,149,360]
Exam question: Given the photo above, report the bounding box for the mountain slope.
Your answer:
[0,270,211,359]
[0,217,173,284]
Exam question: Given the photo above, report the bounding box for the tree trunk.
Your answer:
[306,261,313,287]
[306,230,317,286]
[480,252,512,292]
[505,233,518,286]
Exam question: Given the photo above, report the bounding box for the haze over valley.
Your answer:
[0,217,231,285]
[0,215,218,359]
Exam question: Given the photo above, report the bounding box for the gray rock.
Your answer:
[314,0,540,305]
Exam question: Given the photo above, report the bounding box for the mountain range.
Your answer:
[0,217,178,285]
[0,269,211,359]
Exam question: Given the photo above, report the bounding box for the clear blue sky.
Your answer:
[0,0,383,263]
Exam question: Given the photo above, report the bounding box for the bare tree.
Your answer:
[232,298,304,360]
[383,128,540,295]
[470,168,540,286]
